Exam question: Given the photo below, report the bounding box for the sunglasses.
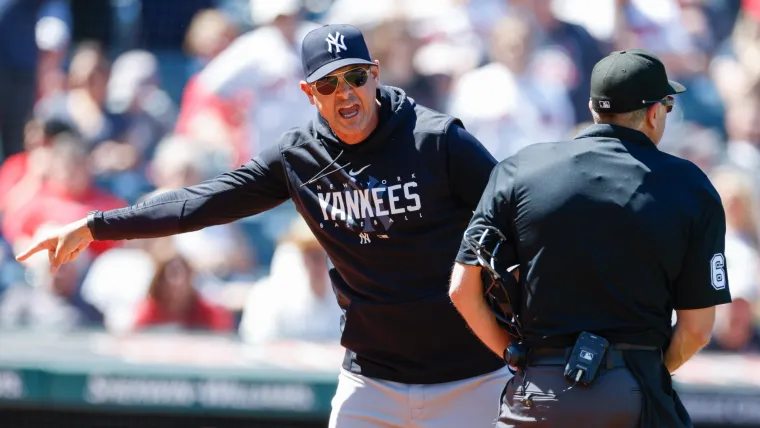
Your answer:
[313,67,370,96]
[642,96,675,113]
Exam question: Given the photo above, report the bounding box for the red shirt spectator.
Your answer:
[1,134,125,255]
[132,254,233,332]
[133,295,233,332]
[174,73,251,167]
[0,117,71,214]
[2,180,125,255]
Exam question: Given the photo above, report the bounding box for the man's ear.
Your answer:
[300,81,315,105]
[646,104,658,129]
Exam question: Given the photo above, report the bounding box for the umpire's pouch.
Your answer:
[622,350,693,428]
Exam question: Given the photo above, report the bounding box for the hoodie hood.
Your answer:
[313,85,414,154]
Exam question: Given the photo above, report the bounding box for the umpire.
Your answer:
[449,48,732,427]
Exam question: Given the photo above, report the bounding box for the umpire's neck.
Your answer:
[589,101,668,145]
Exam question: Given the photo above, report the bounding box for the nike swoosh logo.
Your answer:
[348,165,371,176]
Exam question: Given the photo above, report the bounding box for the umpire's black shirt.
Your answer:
[458,124,732,350]
[89,86,505,384]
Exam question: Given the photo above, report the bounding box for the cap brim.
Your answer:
[306,58,376,83]
[667,79,686,94]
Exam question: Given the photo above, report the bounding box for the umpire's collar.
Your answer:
[574,124,657,149]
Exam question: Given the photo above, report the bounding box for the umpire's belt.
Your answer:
[527,344,660,370]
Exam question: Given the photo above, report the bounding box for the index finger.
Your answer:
[15,238,55,262]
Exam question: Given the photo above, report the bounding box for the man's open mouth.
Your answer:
[338,105,359,119]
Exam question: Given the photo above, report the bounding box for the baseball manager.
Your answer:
[18,24,509,428]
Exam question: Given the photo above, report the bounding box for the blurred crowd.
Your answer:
[0,0,758,355]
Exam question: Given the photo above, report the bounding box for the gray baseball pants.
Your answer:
[329,365,512,427]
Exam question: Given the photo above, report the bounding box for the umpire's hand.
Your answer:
[15,218,93,273]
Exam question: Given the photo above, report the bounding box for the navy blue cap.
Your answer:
[301,24,375,83]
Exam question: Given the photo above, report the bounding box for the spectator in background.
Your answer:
[448,13,575,160]
[97,49,177,203]
[613,0,710,71]
[174,0,311,268]
[702,0,745,45]
[78,239,157,334]
[35,41,129,150]
[174,0,319,166]
[705,166,760,357]
[723,93,760,185]
[107,50,177,163]
[132,251,234,332]
[658,121,725,174]
[411,41,479,113]
[0,226,102,330]
[510,0,607,124]
[0,0,47,160]
[35,15,70,102]
[362,19,440,111]
[183,8,240,76]
[711,167,760,301]
[239,217,342,344]
[711,1,760,104]
[614,0,726,130]
[35,42,158,203]
[2,133,125,256]
[706,297,760,353]
[0,118,74,215]
[144,134,207,192]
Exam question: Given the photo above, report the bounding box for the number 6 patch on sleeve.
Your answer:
[710,253,726,290]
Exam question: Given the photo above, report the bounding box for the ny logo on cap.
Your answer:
[326,32,347,54]
[599,101,611,109]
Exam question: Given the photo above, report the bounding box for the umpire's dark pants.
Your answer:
[497,349,642,427]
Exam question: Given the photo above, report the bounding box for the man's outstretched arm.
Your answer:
[17,148,290,271]
[90,155,289,241]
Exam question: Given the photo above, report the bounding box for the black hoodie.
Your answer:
[90,86,504,384]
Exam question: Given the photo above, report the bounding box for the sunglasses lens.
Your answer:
[315,76,338,95]
[345,68,369,88]
[314,68,369,95]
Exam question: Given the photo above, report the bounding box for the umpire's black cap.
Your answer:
[590,48,686,113]
[301,24,375,83]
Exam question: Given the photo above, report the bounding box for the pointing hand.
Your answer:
[15,218,94,273]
